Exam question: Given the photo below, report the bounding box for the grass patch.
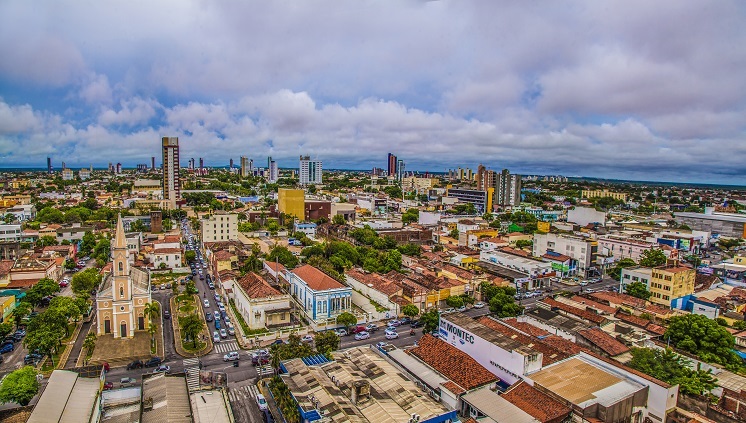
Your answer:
[176,294,195,304]
[182,340,206,353]
[179,304,195,314]
[229,299,270,336]
[368,298,387,313]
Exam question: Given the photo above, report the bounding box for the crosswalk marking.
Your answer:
[214,341,239,353]
[182,358,199,367]
[227,385,257,403]
[182,358,201,392]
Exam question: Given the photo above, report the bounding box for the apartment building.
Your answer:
[598,235,658,263]
[649,264,696,307]
[620,266,653,292]
[533,233,598,278]
[581,189,628,202]
[278,188,305,220]
[199,211,238,243]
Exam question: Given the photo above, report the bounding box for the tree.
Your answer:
[314,331,340,355]
[332,214,346,225]
[420,309,440,333]
[11,302,31,327]
[397,243,422,257]
[515,239,533,249]
[79,231,96,256]
[627,347,718,396]
[336,312,357,328]
[448,228,459,239]
[665,314,742,369]
[83,332,96,361]
[639,249,667,268]
[184,280,198,296]
[0,322,13,339]
[24,326,62,366]
[25,278,60,305]
[144,302,160,327]
[71,268,102,297]
[0,366,39,406]
[36,235,58,247]
[485,285,523,317]
[625,281,652,300]
[401,208,419,225]
[184,250,196,263]
[445,295,464,308]
[401,304,419,318]
[49,296,83,323]
[609,258,637,280]
[267,246,299,268]
[179,314,205,348]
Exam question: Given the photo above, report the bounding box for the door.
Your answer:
[104,319,111,334]
[138,316,145,330]
[120,323,127,337]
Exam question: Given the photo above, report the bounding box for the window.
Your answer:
[118,262,123,271]
[120,286,124,297]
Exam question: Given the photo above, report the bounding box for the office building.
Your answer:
[200,211,239,243]
[299,155,322,185]
[61,161,66,170]
[675,208,746,238]
[199,157,204,170]
[533,233,598,278]
[79,168,91,180]
[61,169,74,180]
[46,157,52,174]
[495,169,521,207]
[397,159,405,180]
[278,189,305,220]
[268,157,278,183]
[240,156,253,178]
[649,263,695,307]
[229,158,233,169]
[151,156,155,170]
[387,153,398,177]
[161,136,180,208]
[446,188,493,214]
[476,164,496,191]
[581,189,628,202]
[188,158,195,171]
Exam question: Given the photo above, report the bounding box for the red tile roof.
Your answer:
[265,261,287,273]
[213,250,234,261]
[0,260,15,277]
[476,316,569,366]
[576,327,630,356]
[346,269,403,296]
[237,272,283,299]
[542,297,607,325]
[614,310,649,328]
[590,291,646,308]
[440,381,466,395]
[502,318,551,337]
[153,248,181,254]
[539,335,586,356]
[7,278,41,288]
[292,265,345,291]
[409,334,497,391]
[569,295,616,315]
[501,381,571,423]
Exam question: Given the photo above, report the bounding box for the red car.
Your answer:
[350,325,367,334]
[103,382,114,390]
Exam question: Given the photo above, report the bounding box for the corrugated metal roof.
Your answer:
[461,388,538,423]
[27,370,79,423]
[60,377,100,423]
[386,348,447,390]
[142,374,192,423]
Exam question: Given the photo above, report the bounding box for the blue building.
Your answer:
[286,265,352,324]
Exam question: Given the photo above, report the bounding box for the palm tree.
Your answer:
[147,324,157,350]
[143,302,160,328]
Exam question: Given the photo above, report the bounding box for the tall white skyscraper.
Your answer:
[299,155,322,185]
[268,158,279,183]
[162,136,180,208]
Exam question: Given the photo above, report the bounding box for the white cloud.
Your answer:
[98,97,159,127]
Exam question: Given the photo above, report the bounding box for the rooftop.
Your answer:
[500,381,571,423]
[237,272,283,299]
[292,264,346,291]
[576,327,630,356]
[409,334,498,391]
[141,373,192,423]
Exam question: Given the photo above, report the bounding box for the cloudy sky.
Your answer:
[0,1,744,183]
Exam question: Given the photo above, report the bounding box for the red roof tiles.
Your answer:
[0,260,14,277]
[569,295,616,315]
[237,272,282,299]
[541,297,607,325]
[502,318,551,337]
[292,265,345,291]
[576,327,630,357]
[476,316,569,366]
[589,291,646,308]
[501,381,571,423]
[409,334,497,391]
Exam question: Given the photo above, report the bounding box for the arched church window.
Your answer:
[119,262,123,271]
[120,286,124,297]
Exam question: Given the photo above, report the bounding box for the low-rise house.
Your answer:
[575,327,630,357]
[539,297,609,326]
[224,272,292,330]
[286,264,352,325]
[345,269,404,317]
[9,256,60,288]
[149,247,182,269]
[0,259,15,288]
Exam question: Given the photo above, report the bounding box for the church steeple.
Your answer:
[114,214,127,249]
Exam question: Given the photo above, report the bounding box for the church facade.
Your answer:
[96,215,152,338]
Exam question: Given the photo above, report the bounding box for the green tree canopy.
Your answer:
[267,246,299,268]
[179,314,205,348]
[664,314,742,369]
[0,366,39,406]
[480,284,523,317]
[609,258,637,280]
[314,331,340,355]
[401,304,419,318]
[639,249,667,267]
[420,309,440,333]
[445,295,464,308]
[624,281,652,300]
[71,268,102,297]
[401,208,419,225]
[336,312,357,328]
[627,347,718,396]
[36,235,58,247]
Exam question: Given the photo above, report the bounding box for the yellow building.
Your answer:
[401,176,438,194]
[581,189,628,202]
[0,195,31,205]
[0,296,15,322]
[278,189,305,220]
[649,265,695,307]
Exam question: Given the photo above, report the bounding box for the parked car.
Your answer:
[365,323,379,332]
[387,319,401,327]
[206,313,213,322]
[399,317,411,325]
[214,311,220,320]
[152,365,171,374]
[375,342,388,349]
[226,324,235,336]
[215,319,221,330]
[385,331,399,340]
[270,339,285,346]
[203,299,210,308]
[410,320,423,328]
[220,328,228,338]
[334,328,348,337]
[127,359,144,370]
[0,344,12,354]
[354,331,370,341]
[24,353,43,365]
[120,377,137,387]
[473,301,485,309]
[442,308,456,314]
[301,334,314,343]
[350,325,367,334]
[256,394,268,412]
[163,310,170,319]
[456,305,467,312]
[223,351,240,362]
[144,357,162,367]
[213,331,220,343]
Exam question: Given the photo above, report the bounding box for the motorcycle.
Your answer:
[409,329,415,336]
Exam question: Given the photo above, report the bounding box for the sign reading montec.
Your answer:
[440,320,474,344]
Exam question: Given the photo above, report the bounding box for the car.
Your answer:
[256,394,268,411]
[223,351,240,362]
[214,294,220,302]
[120,377,137,387]
[301,334,314,343]
[218,304,226,313]
[24,353,43,365]
[384,328,397,336]
[127,359,144,370]
[163,310,170,319]
[354,331,370,340]
[215,319,221,330]
[220,328,227,338]
[270,339,285,346]
[334,328,348,337]
[579,281,588,286]
[59,279,69,287]
[206,313,214,322]
[213,331,220,343]
[13,329,25,337]
[410,320,423,328]
[473,301,485,309]
[152,365,170,373]
[456,305,467,312]
[2,337,16,344]
[144,357,162,367]
[443,308,456,314]
[0,344,12,354]
[350,325,367,334]
[214,311,220,320]
[399,317,411,325]
[589,277,602,284]
[365,323,378,332]
[387,320,401,327]
[103,382,114,390]
[375,342,388,349]
[203,299,210,308]
[208,283,215,290]
[165,283,172,289]
[226,323,235,336]
[385,331,399,340]
[252,353,270,366]
[10,333,23,342]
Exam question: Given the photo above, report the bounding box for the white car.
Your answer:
[301,334,314,343]
[223,351,240,361]
[220,328,228,338]
[473,301,485,309]
[213,331,220,343]
[256,394,268,411]
[226,324,235,336]
[334,329,348,337]
[385,331,399,340]
[203,299,210,308]
[354,331,370,341]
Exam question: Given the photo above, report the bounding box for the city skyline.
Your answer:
[0,1,745,184]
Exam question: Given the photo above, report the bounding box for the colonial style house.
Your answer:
[285,265,352,325]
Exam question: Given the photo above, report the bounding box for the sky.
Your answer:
[0,1,745,184]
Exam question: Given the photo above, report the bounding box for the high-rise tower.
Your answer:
[162,137,180,208]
